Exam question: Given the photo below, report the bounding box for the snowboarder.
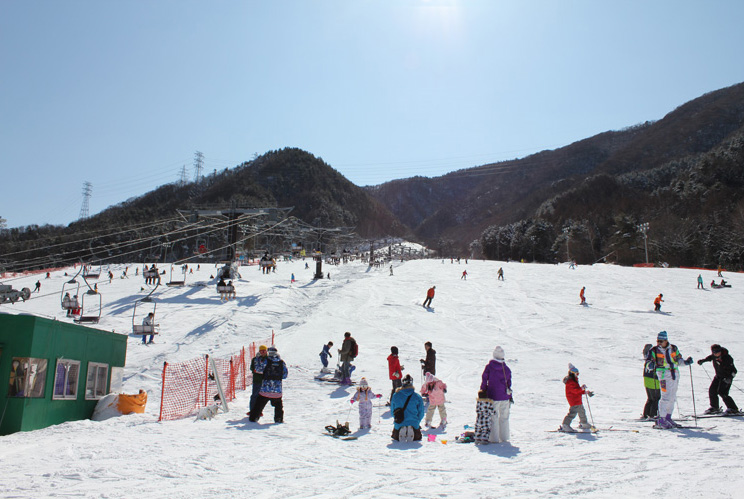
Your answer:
[580,287,586,305]
[697,274,704,289]
[350,378,379,429]
[642,344,661,420]
[461,270,468,280]
[480,346,512,443]
[387,346,403,405]
[420,341,436,376]
[141,312,155,345]
[717,265,723,277]
[654,293,664,312]
[423,286,435,308]
[319,341,333,369]
[421,372,447,428]
[249,346,288,424]
[497,267,504,281]
[652,331,693,428]
[561,363,594,431]
[390,374,425,442]
[698,344,739,415]
[247,345,268,417]
[338,332,357,385]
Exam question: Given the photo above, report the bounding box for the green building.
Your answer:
[0,313,127,435]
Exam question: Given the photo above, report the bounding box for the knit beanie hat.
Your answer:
[493,346,505,360]
[259,345,268,351]
[657,331,668,341]
[425,372,435,383]
[359,377,369,388]
[267,346,278,357]
[401,374,414,387]
[711,344,722,354]
[568,363,579,375]
[391,346,398,355]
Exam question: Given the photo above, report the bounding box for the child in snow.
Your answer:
[474,390,495,444]
[319,341,333,369]
[421,372,447,428]
[350,378,378,428]
[561,363,594,431]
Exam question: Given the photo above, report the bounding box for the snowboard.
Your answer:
[323,432,358,440]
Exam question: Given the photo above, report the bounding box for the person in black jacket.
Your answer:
[698,344,739,414]
[420,341,436,376]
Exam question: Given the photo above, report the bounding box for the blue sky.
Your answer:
[2,0,743,228]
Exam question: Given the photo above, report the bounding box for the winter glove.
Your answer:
[587,391,594,397]
[506,388,512,395]
[376,394,382,398]
[685,357,693,365]
[509,395,514,405]
[350,399,355,404]
[697,359,704,365]
[420,359,426,366]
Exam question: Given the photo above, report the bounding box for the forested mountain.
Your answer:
[368,82,744,268]
[3,83,744,271]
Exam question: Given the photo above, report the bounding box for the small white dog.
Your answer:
[195,404,220,421]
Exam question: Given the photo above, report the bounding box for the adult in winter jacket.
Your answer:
[387,346,403,405]
[390,375,425,441]
[642,345,661,420]
[339,332,357,385]
[652,331,693,428]
[249,346,288,423]
[248,345,268,416]
[421,372,447,427]
[420,341,436,376]
[423,286,435,308]
[698,344,739,414]
[480,346,512,442]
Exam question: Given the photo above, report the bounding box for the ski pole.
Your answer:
[346,400,354,423]
[584,392,595,428]
[689,364,698,425]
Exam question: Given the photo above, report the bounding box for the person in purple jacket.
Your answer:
[479,346,512,443]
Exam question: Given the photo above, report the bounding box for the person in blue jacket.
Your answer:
[390,374,425,442]
[319,341,333,369]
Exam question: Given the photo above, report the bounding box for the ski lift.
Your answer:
[75,289,102,324]
[132,298,158,336]
[60,280,80,312]
[166,264,186,287]
[143,265,160,285]
[0,283,31,305]
[82,262,101,280]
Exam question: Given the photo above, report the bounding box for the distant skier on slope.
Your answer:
[654,293,664,312]
[560,363,593,432]
[580,287,586,305]
[423,286,435,308]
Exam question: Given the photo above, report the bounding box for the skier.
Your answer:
[497,267,504,281]
[421,372,447,428]
[247,345,268,418]
[291,273,295,283]
[319,341,333,370]
[654,293,664,312]
[33,281,41,293]
[652,331,693,428]
[338,332,357,385]
[697,274,704,289]
[141,312,155,345]
[480,346,512,442]
[423,286,435,308]
[249,346,288,424]
[580,287,586,305]
[560,363,594,431]
[387,346,403,405]
[461,270,468,280]
[642,344,661,420]
[350,378,379,429]
[698,344,739,415]
[420,341,436,376]
[390,265,394,276]
[390,374,425,442]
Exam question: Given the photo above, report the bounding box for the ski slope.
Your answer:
[1,258,742,498]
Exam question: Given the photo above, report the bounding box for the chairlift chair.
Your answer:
[75,289,102,324]
[82,262,101,280]
[132,299,159,335]
[60,279,80,311]
[166,264,186,287]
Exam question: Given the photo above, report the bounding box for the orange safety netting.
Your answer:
[159,332,274,421]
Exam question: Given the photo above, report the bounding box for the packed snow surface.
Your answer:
[1,259,742,498]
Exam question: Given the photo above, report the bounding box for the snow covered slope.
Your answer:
[1,259,742,498]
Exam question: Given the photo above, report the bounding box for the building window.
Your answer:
[53,359,80,400]
[8,357,48,398]
[85,362,109,400]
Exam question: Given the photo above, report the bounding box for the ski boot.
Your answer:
[704,407,722,415]
[723,408,741,416]
[560,424,574,432]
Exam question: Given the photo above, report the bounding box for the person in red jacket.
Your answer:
[387,346,404,406]
[423,286,436,308]
[579,287,586,305]
[560,363,594,431]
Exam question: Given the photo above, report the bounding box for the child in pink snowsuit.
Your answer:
[421,372,448,427]
[350,378,377,429]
